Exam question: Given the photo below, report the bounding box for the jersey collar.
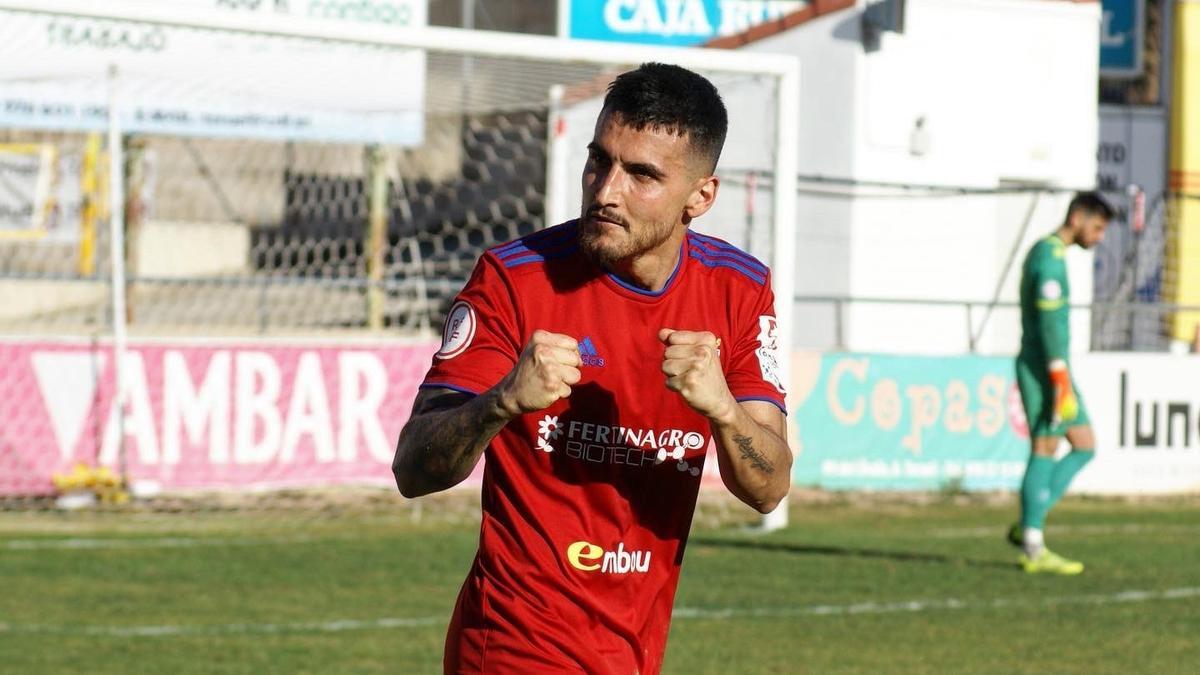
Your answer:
[598,241,686,302]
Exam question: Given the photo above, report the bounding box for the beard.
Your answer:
[578,209,676,269]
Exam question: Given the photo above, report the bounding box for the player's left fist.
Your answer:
[659,328,734,422]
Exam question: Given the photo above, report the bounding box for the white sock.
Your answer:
[1023,528,1044,557]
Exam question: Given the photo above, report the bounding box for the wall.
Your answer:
[734,0,1102,354]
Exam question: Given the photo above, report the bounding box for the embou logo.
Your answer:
[566,541,651,574]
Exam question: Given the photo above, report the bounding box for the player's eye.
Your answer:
[631,167,657,181]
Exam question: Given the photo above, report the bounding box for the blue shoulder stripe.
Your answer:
[688,246,766,273]
[502,244,580,269]
[493,221,578,258]
[689,238,768,275]
[497,238,577,263]
[688,247,767,285]
[688,232,768,274]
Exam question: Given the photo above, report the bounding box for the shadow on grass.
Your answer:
[691,537,1018,571]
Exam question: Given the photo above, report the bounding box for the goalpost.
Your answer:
[0,0,799,529]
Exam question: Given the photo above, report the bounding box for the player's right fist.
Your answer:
[1049,364,1078,426]
[495,330,581,417]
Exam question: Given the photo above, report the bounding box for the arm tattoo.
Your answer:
[394,389,508,494]
[408,404,499,478]
[733,433,774,474]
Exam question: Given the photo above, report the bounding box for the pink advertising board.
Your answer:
[0,338,438,495]
[0,337,729,497]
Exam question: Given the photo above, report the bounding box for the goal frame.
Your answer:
[0,0,800,530]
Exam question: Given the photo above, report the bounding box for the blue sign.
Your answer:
[566,0,802,47]
[1100,0,1143,77]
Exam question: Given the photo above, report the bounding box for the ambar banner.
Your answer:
[0,338,439,496]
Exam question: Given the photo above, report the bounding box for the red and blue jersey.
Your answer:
[422,220,786,674]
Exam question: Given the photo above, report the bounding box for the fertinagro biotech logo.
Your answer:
[566,540,651,574]
[535,414,706,475]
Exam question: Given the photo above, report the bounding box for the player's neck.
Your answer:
[608,235,685,292]
[1053,226,1075,247]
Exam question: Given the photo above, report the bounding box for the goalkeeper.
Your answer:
[1010,191,1112,575]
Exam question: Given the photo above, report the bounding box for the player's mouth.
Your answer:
[585,211,627,230]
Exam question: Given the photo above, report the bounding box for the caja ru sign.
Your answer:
[562,0,804,46]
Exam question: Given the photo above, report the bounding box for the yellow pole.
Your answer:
[365,146,388,331]
[77,133,101,276]
[1167,0,1200,342]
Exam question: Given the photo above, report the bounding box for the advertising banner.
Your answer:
[7,341,1198,496]
[0,1,427,144]
[1099,0,1144,78]
[790,352,1029,491]
[565,0,803,46]
[0,338,438,495]
[790,351,1200,494]
[1070,353,1200,493]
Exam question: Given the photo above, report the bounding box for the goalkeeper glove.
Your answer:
[1048,362,1078,426]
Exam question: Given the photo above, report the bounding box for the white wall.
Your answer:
[854,0,1098,188]
[731,7,861,346]
[736,0,1101,354]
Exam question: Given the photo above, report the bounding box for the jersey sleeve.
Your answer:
[422,252,521,395]
[724,274,788,413]
[1033,244,1070,363]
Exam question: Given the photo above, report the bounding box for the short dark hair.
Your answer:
[601,63,728,173]
[1067,191,1115,221]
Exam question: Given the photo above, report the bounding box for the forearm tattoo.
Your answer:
[733,433,774,474]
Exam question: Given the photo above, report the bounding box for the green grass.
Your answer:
[2,493,1198,674]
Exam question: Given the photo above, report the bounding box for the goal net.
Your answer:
[0,0,798,528]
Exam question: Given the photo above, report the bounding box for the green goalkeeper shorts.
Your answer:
[1015,356,1091,438]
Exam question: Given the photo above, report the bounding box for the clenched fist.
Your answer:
[496,330,582,418]
[659,328,735,423]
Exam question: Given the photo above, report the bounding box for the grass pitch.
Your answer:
[2,491,1197,674]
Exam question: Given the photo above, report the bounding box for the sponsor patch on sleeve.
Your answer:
[436,301,476,360]
[1040,279,1062,300]
[755,315,786,394]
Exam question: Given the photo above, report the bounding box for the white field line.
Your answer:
[673,587,1200,620]
[1,534,352,550]
[0,616,444,637]
[2,587,1197,637]
[929,523,1200,539]
[10,522,1194,551]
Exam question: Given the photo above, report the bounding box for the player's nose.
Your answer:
[593,166,624,204]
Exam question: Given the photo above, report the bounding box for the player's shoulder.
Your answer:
[482,220,581,277]
[684,230,770,288]
[1031,235,1067,262]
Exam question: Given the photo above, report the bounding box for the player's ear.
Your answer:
[684,174,719,220]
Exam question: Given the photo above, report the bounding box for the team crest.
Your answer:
[436,301,476,360]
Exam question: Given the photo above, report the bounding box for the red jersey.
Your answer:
[422,220,786,674]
